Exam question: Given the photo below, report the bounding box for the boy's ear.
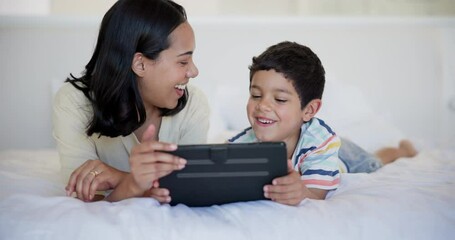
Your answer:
[301,99,322,122]
[131,52,146,77]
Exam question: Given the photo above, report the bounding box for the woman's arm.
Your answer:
[53,83,127,201]
[105,124,187,202]
[53,83,99,180]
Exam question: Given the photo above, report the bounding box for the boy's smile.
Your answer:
[247,69,305,153]
[255,116,277,126]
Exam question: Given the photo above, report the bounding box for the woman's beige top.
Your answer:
[53,82,210,178]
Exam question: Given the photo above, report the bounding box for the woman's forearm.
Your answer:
[104,173,144,202]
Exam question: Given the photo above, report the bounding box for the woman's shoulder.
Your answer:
[53,81,92,115]
[185,84,210,111]
[186,84,207,103]
[55,81,87,101]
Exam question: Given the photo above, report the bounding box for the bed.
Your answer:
[0,146,454,239]
[1,80,454,240]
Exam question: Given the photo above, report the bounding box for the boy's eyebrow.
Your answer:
[250,85,293,94]
[177,51,193,57]
[275,88,292,94]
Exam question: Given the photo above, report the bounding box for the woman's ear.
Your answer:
[301,99,322,122]
[132,53,146,77]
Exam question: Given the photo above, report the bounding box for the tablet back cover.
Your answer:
[159,142,287,207]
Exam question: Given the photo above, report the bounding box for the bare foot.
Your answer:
[375,140,418,165]
[398,140,418,158]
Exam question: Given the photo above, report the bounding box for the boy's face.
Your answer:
[247,70,305,149]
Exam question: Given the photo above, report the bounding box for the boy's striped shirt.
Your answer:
[228,117,343,190]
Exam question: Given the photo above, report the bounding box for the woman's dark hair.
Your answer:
[249,41,325,109]
[67,0,188,137]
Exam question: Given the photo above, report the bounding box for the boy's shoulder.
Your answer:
[228,127,255,143]
[301,117,338,144]
[305,117,336,135]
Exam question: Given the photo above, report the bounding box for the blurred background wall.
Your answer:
[0,0,454,150]
[1,0,454,16]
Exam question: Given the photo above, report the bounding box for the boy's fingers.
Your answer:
[272,171,299,185]
[287,159,294,172]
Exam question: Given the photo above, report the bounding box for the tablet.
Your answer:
[159,142,287,207]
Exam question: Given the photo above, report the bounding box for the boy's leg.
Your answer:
[338,138,383,173]
[374,140,418,164]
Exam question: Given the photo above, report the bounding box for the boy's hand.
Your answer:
[263,160,329,206]
[263,160,305,206]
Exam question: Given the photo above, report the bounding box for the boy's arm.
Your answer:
[263,160,328,206]
[265,133,342,206]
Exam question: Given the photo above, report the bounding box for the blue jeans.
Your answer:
[338,138,383,173]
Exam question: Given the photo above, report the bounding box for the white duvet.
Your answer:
[0,148,454,240]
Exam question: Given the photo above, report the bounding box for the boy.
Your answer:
[228,41,417,206]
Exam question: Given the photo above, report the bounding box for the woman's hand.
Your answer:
[143,181,171,204]
[263,160,328,206]
[128,124,186,196]
[65,159,126,202]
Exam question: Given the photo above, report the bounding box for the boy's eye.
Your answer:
[276,99,287,103]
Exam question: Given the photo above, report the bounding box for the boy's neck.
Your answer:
[285,129,301,160]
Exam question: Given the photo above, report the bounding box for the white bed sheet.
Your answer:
[0,148,454,240]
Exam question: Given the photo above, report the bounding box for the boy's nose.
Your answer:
[257,100,272,112]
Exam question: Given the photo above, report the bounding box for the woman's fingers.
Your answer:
[141,124,156,142]
[65,159,111,201]
[66,162,88,198]
[81,169,106,201]
[129,147,186,191]
[130,152,186,180]
[131,141,177,155]
[146,187,171,203]
[129,162,184,191]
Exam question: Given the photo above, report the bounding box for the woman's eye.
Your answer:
[251,95,261,99]
[179,62,188,66]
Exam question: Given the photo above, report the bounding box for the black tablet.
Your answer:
[159,142,287,207]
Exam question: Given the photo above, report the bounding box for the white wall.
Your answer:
[0,0,49,15]
[0,16,454,150]
[190,17,455,148]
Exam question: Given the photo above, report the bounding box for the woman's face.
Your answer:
[138,22,198,112]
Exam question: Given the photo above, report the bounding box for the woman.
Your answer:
[53,0,209,203]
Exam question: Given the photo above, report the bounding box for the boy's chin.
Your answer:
[255,134,278,143]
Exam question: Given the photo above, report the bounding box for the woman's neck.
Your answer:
[134,107,162,142]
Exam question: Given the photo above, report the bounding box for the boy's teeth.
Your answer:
[258,118,274,124]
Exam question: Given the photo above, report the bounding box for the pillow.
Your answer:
[318,77,405,152]
[209,76,405,151]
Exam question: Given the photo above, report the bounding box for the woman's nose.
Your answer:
[187,62,199,78]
